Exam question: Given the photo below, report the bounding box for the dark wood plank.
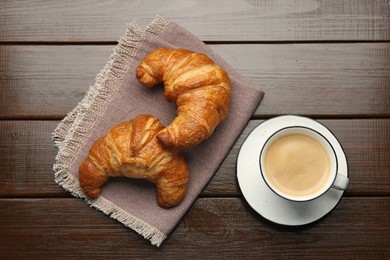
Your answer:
[1,119,389,197]
[0,45,107,119]
[0,197,388,259]
[219,43,390,117]
[1,0,389,42]
[0,121,64,196]
[1,43,389,119]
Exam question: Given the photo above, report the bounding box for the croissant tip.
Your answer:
[157,201,175,209]
[157,195,183,208]
[135,67,144,80]
[136,67,158,87]
[83,188,101,199]
[156,132,174,148]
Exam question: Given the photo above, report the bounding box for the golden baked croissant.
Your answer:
[79,114,189,208]
[136,48,232,150]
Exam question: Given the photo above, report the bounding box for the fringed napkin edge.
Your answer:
[52,16,171,247]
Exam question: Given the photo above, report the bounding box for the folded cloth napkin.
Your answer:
[52,15,264,246]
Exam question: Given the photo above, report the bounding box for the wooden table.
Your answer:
[1,1,389,259]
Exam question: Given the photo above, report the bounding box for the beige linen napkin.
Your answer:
[53,16,264,246]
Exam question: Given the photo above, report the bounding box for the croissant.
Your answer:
[78,114,189,208]
[136,48,232,150]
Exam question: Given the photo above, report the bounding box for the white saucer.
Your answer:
[236,115,348,226]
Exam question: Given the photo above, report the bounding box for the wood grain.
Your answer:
[0,197,388,259]
[0,45,104,119]
[1,0,389,42]
[1,43,389,119]
[0,121,63,196]
[1,119,389,197]
[1,0,389,258]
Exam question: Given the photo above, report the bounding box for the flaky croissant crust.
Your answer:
[79,114,189,208]
[136,48,232,150]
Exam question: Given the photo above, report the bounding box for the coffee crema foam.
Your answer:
[263,133,331,197]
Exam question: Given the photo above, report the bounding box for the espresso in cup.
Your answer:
[260,127,348,201]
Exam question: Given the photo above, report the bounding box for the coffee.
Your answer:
[263,133,331,197]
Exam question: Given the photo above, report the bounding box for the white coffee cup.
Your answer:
[260,126,349,202]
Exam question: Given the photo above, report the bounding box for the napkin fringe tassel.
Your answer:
[94,196,167,246]
[52,16,171,247]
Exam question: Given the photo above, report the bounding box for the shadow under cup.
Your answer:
[260,126,349,202]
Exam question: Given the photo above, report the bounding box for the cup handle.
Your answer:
[332,174,349,190]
